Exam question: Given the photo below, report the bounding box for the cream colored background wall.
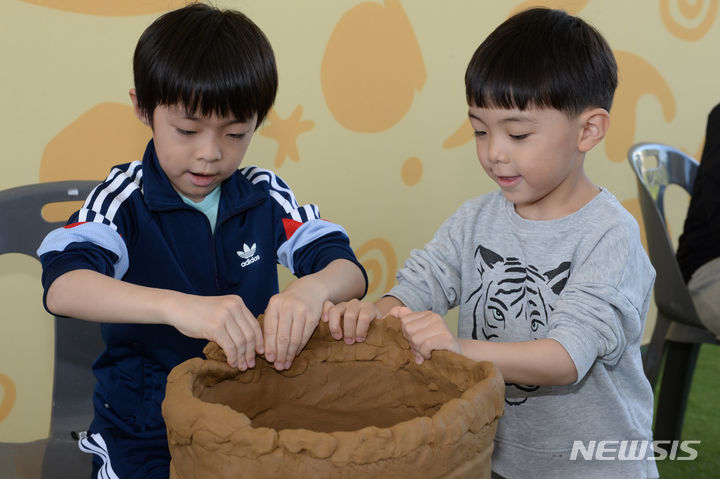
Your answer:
[1,0,718,442]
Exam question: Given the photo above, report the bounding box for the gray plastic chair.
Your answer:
[628,142,720,443]
[0,181,103,479]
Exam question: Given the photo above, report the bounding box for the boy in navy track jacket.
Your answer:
[37,4,367,478]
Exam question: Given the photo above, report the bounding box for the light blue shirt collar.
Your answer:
[178,187,221,234]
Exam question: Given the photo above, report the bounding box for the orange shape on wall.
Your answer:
[259,106,315,168]
[0,373,16,424]
[321,0,426,133]
[401,157,423,186]
[509,0,589,17]
[660,0,718,41]
[355,238,397,298]
[21,0,186,16]
[40,102,150,182]
[606,51,676,162]
[443,120,474,150]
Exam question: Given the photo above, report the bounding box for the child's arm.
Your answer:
[46,269,263,370]
[263,258,366,370]
[395,307,578,386]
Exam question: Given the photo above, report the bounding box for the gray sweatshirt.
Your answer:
[389,189,659,479]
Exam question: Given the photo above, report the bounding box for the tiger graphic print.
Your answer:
[467,243,571,406]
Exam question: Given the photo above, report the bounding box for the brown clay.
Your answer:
[163,316,504,478]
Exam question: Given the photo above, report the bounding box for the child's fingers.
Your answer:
[399,310,434,336]
[272,312,293,370]
[389,306,413,318]
[284,314,306,369]
[234,313,260,369]
[326,304,345,340]
[405,315,460,360]
[321,300,334,323]
[417,333,450,360]
[263,308,279,363]
[353,309,378,342]
[214,329,238,368]
[222,320,247,370]
[400,311,443,350]
[342,309,358,345]
[407,344,425,365]
[249,314,264,355]
[301,315,316,349]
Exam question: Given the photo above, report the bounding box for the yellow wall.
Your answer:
[1,0,718,442]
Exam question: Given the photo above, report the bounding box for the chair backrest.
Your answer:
[0,181,103,478]
[0,181,96,257]
[627,142,703,328]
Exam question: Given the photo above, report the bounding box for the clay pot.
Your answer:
[163,316,504,478]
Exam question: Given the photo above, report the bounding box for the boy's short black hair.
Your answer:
[465,8,617,117]
[133,2,277,128]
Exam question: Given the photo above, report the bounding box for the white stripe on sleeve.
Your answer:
[79,433,120,479]
[277,219,348,273]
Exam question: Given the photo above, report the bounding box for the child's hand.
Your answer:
[262,284,324,371]
[322,299,381,344]
[392,306,461,364]
[262,258,367,370]
[169,294,263,371]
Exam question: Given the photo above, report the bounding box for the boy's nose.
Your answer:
[487,139,508,164]
[197,136,222,162]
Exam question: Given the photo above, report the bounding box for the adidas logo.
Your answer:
[237,243,256,259]
[237,243,261,267]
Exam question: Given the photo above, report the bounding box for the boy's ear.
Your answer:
[577,108,610,153]
[129,88,150,126]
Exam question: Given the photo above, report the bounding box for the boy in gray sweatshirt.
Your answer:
[324,8,658,479]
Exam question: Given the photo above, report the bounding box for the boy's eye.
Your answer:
[474,130,486,138]
[510,134,529,140]
[227,133,246,140]
[176,128,195,136]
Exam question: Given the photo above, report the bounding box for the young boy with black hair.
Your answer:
[327,8,658,478]
[38,4,366,477]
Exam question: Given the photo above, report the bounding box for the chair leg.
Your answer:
[643,313,670,387]
[653,341,700,445]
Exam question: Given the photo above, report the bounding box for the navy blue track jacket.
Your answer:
[38,140,366,436]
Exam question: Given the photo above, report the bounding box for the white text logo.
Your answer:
[570,440,700,461]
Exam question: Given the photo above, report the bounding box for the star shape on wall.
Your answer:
[260,106,315,168]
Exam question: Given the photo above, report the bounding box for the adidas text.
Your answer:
[241,255,260,267]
